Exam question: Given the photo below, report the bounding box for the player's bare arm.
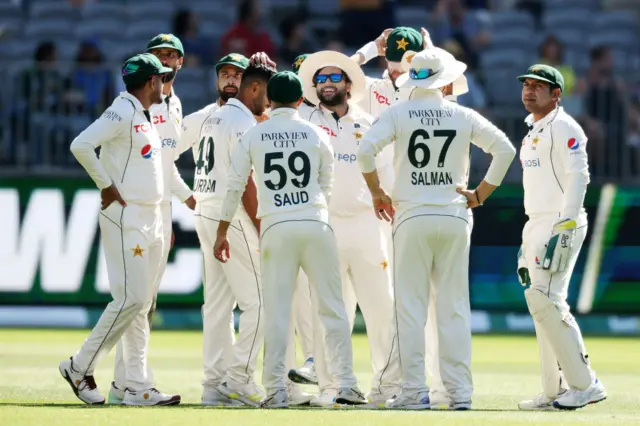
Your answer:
[362,170,395,222]
[100,184,127,210]
[456,181,497,209]
[241,170,261,233]
[213,221,231,263]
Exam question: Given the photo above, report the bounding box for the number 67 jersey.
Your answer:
[358,91,516,221]
[179,98,257,220]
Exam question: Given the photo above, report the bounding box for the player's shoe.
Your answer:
[429,389,453,410]
[122,388,181,406]
[310,388,338,407]
[261,389,289,409]
[384,391,430,410]
[452,400,472,410]
[217,380,264,407]
[288,357,318,385]
[518,391,563,411]
[553,379,607,410]
[202,385,244,407]
[336,387,367,405]
[58,357,105,405]
[287,383,314,406]
[108,381,125,405]
[364,389,397,409]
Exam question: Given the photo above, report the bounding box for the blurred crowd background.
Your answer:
[1,0,639,184]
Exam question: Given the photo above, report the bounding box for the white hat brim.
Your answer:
[396,59,467,90]
[298,50,366,105]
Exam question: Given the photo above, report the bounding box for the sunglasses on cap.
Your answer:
[410,68,438,80]
[314,73,344,84]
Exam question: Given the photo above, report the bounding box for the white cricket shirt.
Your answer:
[220,108,334,222]
[358,71,419,118]
[70,91,163,205]
[358,89,516,222]
[149,89,192,203]
[302,103,393,217]
[520,106,590,218]
[180,98,256,219]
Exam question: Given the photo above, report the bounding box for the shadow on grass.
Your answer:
[0,403,527,412]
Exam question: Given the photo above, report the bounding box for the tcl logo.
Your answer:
[318,125,337,137]
[374,91,390,105]
[134,123,151,133]
[153,115,166,124]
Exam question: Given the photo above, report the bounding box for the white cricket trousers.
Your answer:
[285,272,314,373]
[112,202,172,389]
[314,212,400,394]
[73,202,163,391]
[392,206,473,401]
[260,213,358,393]
[195,203,263,387]
[522,212,592,397]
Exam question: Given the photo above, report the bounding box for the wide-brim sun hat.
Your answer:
[396,47,467,90]
[298,50,366,105]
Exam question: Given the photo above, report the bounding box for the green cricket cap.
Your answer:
[267,71,303,104]
[146,33,184,57]
[386,27,423,62]
[121,53,173,86]
[292,54,310,74]
[517,64,564,92]
[215,53,249,74]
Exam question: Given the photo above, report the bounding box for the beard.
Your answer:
[218,85,238,102]
[317,86,347,106]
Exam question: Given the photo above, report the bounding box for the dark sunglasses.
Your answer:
[409,68,437,80]
[315,73,344,84]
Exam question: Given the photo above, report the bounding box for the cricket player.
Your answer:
[516,65,607,410]
[354,28,471,408]
[296,50,401,407]
[61,53,179,406]
[213,71,365,408]
[179,60,275,407]
[108,33,195,405]
[357,48,516,409]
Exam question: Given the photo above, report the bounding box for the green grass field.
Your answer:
[1,329,639,425]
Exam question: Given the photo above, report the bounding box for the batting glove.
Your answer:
[542,218,577,274]
[517,246,531,287]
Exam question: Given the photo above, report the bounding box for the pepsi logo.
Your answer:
[141,144,153,159]
[567,138,579,150]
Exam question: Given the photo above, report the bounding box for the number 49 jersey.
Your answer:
[226,108,334,220]
[180,99,256,212]
[358,91,515,217]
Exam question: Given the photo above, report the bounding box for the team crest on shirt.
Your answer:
[531,136,539,151]
[380,260,389,270]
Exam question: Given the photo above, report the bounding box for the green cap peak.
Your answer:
[385,27,423,62]
[215,53,249,74]
[147,33,184,57]
[121,53,173,86]
[517,64,564,92]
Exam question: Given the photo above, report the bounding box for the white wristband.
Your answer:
[356,41,378,64]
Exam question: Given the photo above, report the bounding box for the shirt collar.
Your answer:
[226,98,255,120]
[410,88,444,100]
[269,107,299,119]
[317,102,361,121]
[120,91,145,111]
[525,106,563,128]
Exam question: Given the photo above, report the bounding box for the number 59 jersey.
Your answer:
[358,92,515,216]
[227,108,334,220]
[180,99,257,214]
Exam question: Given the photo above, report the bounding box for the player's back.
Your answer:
[239,108,334,225]
[386,95,481,216]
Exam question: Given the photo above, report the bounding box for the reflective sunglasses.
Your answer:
[410,68,438,80]
[315,73,344,84]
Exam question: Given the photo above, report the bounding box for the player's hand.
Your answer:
[101,184,127,210]
[371,189,395,222]
[456,187,482,209]
[184,195,196,210]
[170,231,175,250]
[375,28,393,56]
[213,236,230,263]
[249,52,276,69]
[421,27,434,49]
[517,246,531,287]
[542,218,576,274]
